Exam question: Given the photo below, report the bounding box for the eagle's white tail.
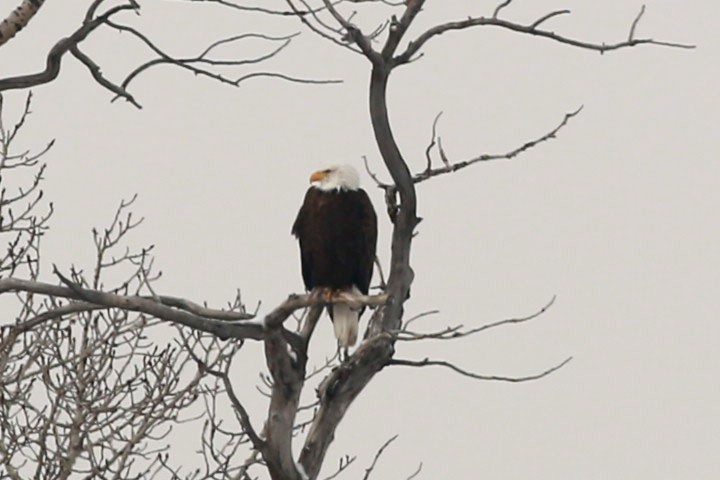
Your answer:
[332,287,361,348]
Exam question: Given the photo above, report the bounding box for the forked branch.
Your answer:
[0,0,335,106]
[414,108,582,184]
[397,296,556,341]
[396,4,694,64]
[362,435,398,480]
[0,0,140,98]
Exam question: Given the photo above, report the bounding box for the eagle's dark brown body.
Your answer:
[292,187,377,296]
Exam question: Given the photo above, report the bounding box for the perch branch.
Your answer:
[264,292,387,329]
[2,273,385,344]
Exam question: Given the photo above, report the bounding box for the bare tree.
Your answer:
[0,1,692,479]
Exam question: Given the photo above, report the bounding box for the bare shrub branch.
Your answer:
[0,92,53,282]
[0,196,241,478]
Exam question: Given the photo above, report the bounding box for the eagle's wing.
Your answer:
[353,189,378,295]
[292,189,316,291]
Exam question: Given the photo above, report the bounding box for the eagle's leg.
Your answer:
[323,287,336,302]
[308,287,335,306]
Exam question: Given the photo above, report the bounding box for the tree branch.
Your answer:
[1,1,333,103]
[0,1,139,93]
[265,292,387,330]
[321,454,356,480]
[70,45,141,108]
[380,0,426,61]
[629,4,646,42]
[406,462,423,480]
[192,0,337,17]
[396,7,694,65]
[183,334,266,454]
[0,0,46,47]
[366,60,417,336]
[285,0,362,55]
[2,271,386,338]
[264,327,306,480]
[114,28,340,95]
[299,334,395,479]
[320,0,381,62]
[414,107,582,184]
[396,296,555,341]
[388,356,573,382]
[362,435,397,480]
[493,0,513,19]
[0,274,263,340]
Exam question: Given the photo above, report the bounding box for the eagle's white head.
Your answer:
[310,165,361,192]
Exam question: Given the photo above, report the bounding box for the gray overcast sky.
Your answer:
[1,1,718,478]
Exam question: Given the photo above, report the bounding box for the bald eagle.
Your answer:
[292,165,377,349]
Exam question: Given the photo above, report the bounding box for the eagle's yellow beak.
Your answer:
[310,170,327,183]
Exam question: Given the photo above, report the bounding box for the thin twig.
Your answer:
[406,462,423,480]
[629,4,646,41]
[185,340,266,452]
[389,356,573,382]
[493,0,513,19]
[397,296,555,341]
[531,10,570,29]
[362,435,398,480]
[424,111,443,172]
